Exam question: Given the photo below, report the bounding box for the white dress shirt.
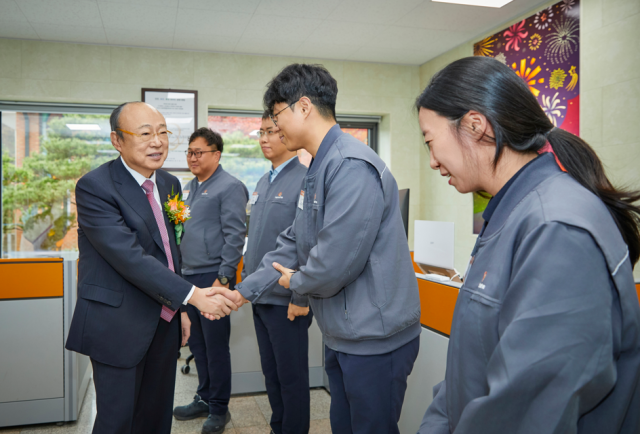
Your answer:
[120,157,195,305]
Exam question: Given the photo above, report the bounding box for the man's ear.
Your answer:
[111,131,123,152]
[297,97,313,120]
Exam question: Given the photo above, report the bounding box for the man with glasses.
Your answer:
[225,64,421,434]
[173,127,248,434]
[241,111,312,434]
[66,102,239,434]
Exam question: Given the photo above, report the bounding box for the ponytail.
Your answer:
[416,56,640,266]
[547,128,640,265]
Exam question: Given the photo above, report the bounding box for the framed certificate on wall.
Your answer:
[142,88,198,170]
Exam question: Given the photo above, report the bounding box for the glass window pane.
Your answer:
[208,115,271,194]
[2,111,116,259]
[341,127,369,146]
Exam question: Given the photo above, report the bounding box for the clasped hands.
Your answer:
[188,286,248,321]
[188,261,309,322]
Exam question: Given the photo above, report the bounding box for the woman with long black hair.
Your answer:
[416,56,640,433]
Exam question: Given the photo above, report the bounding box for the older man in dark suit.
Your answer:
[65,102,238,434]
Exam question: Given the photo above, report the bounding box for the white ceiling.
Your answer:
[0,0,551,65]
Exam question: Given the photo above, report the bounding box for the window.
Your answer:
[208,110,379,194]
[1,103,117,258]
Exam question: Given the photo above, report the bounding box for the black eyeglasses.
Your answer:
[185,150,219,158]
[269,99,299,127]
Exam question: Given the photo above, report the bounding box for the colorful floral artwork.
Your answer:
[528,33,543,50]
[504,20,528,51]
[534,7,554,30]
[474,36,496,57]
[473,0,579,136]
[549,68,567,89]
[545,17,579,64]
[472,0,580,234]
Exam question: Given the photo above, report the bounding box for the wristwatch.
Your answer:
[218,275,230,286]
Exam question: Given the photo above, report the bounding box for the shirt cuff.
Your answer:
[183,285,196,305]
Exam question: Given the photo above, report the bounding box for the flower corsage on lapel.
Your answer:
[164,186,191,245]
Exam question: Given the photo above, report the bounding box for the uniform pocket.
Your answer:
[366,259,387,308]
[457,288,501,365]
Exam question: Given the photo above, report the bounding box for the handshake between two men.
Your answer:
[186,261,309,321]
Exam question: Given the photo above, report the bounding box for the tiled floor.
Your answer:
[0,356,332,434]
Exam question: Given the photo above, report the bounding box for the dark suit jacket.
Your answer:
[65,158,192,368]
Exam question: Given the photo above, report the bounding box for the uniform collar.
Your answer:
[483,153,561,238]
[270,156,297,182]
[308,123,342,176]
[193,164,224,189]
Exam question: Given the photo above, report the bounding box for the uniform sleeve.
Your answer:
[419,381,450,434]
[218,182,249,278]
[75,175,192,310]
[289,159,384,299]
[453,222,617,433]
[236,223,302,304]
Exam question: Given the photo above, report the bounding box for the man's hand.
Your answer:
[201,287,249,321]
[212,278,230,289]
[188,286,238,320]
[273,262,295,289]
[180,312,191,346]
[287,303,310,321]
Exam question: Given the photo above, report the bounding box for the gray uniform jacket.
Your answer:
[241,157,308,307]
[419,153,640,434]
[236,124,421,356]
[180,165,249,278]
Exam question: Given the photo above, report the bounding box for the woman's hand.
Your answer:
[180,312,191,347]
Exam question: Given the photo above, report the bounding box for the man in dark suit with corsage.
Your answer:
[65,102,238,434]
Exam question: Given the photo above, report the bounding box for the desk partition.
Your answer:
[0,258,91,428]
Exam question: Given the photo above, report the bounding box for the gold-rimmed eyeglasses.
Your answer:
[117,128,172,143]
[269,99,299,127]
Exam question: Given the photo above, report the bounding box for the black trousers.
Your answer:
[184,271,235,416]
[253,303,313,434]
[325,336,420,434]
[91,312,181,434]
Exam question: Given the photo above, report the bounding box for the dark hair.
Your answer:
[263,63,338,120]
[261,109,270,121]
[110,101,140,139]
[416,56,640,266]
[188,127,223,153]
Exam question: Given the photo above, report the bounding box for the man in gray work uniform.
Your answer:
[243,111,312,434]
[173,127,249,434]
[232,64,421,434]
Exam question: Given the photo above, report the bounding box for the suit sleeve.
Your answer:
[289,159,384,299]
[76,175,192,310]
[452,222,617,433]
[218,182,248,279]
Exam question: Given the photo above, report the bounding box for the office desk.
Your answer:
[398,272,460,434]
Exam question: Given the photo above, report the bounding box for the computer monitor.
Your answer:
[413,221,455,272]
[398,189,410,239]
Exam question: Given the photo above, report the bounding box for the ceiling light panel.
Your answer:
[431,0,513,7]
